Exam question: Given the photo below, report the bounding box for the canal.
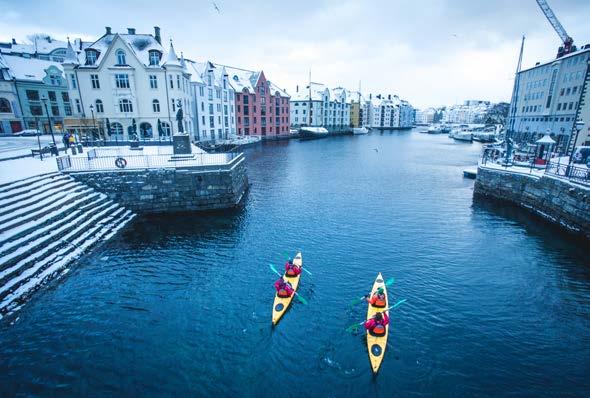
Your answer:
[1,130,589,397]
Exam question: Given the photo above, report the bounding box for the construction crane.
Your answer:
[535,0,576,58]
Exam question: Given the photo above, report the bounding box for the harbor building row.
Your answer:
[0,27,415,139]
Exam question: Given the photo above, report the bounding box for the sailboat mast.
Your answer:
[508,35,525,138]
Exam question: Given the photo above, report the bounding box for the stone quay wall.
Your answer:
[474,165,590,239]
[66,155,249,214]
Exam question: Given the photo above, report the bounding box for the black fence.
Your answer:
[545,161,590,186]
[57,151,242,172]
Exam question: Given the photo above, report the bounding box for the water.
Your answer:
[1,130,590,397]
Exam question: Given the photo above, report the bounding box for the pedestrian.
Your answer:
[62,132,70,154]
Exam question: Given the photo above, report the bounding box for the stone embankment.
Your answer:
[0,173,135,318]
[65,153,249,214]
[474,165,590,239]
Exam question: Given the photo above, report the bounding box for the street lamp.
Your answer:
[41,95,56,147]
[89,104,97,144]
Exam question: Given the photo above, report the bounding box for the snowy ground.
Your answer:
[0,156,58,185]
[0,135,63,161]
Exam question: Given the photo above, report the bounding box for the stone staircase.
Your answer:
[0,172,135,319]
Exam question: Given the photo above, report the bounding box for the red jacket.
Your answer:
[364,312,389,330]
[285,262,301,276]
[274,278,294,295]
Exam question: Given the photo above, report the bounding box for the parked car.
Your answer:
[14,129,42,137]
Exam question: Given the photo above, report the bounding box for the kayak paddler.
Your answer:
[285,258,301,277]
[274,278,294,298]
[364,311,389,336]
[365,287,386,308]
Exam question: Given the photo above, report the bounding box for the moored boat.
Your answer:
[299,127,329,140]
[353,126,369,135]
[272,252,303,325]
[366,272,389,374]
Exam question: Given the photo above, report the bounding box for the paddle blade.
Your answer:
[392,298,407,308]
[385,277,395,286]
[345,321,364,334]
[350,296,366,306]
[303,268,313,276]
[295,293,308,305]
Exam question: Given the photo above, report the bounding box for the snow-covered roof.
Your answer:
[78,33,166,69]
[1,54,63,81]
[164,41,181,67]
[520,47,590,74]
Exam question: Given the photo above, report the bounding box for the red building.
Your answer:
[228,68,290,138]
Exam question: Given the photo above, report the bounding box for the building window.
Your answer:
[149,50,161,66]
[116,49,126,65]
[0,98,11,113]
[95,99,104,113]
[153,99,160,113]
[216,88,221,99]
[177,75,180,89]
[209,116,214,127]
[140,122,153,138]
[209,104,214,114]
[243,95,249,105]
[160,122,171,137]
[70,74,77,89]
[75,99,82,113]
[149,75,158,89]
[119,99,133,113]
[86,50,98,65]
[111,122,124,137]
[199,86,204,96]
[115,74,130,89]
[208,88,213,100]
[91,74,100,89]
[26,90,40,101]
[169,75,173,89]
[557,103,562,111]
[30,105,43,116]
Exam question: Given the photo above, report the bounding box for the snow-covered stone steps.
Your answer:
[0,210,135,315]
[0,173,136,318]
[0,198,114,270]
[0,173,69,204]
[0,191,106,246]
[0,186,94,234]
[0,179,80,218]
[0,172,61,196]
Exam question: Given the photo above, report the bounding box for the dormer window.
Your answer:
[116,49,126,66]
[85,50,98,65]
[148,50,161,66]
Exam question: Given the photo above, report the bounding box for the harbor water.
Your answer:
[1,130,589,397]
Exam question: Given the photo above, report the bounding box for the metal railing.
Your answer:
[56,151,242,172]
[545,161,590,186]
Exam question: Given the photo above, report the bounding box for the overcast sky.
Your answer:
[1,0,589,108]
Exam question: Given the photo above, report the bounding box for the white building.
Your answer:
[442,100,492,124]
[290,82,351,132]
[508,47,590,153]
[187,60,236,142]
[62,27,193,140]
[415,108,437,124]
[365,94,414,129]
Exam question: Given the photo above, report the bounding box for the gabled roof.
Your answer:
[78,33,166,68]
[1,54,63,81]
[63,39,79,65]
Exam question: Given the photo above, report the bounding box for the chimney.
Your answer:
[11,38,16,44]
[296,85,299,93]
[154,26,161,44]
[127,28,136,35]
[369,93,372,99]
[388,94,391,100]
[105,26,112,35]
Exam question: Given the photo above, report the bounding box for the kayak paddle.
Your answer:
[281,251,312,276]
[349,277,395,306]
[345,299,408,333]
[269,264,308,305]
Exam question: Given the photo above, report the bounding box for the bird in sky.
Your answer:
[212,1,220,13]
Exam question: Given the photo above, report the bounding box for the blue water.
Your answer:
[1,130,590,397]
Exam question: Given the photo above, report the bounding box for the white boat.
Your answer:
[427,125,443,134]
[453,130,473,142]
[353,126,369,135]
[299,127,329,140]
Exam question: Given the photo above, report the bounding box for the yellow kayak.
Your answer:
[366,272,389,373]
[272,252,303,325]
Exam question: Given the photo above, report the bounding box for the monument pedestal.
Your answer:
[170,134,194,161]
